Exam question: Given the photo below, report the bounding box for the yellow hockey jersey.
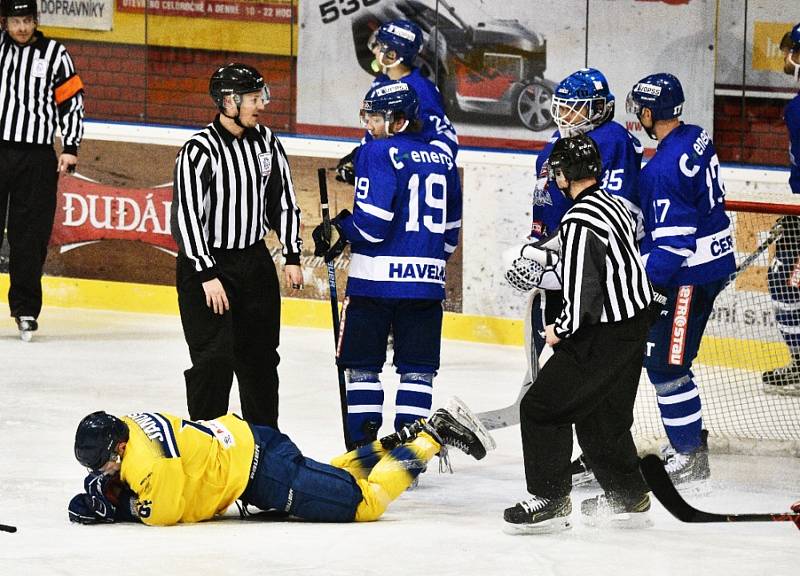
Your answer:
[119,413,255,526]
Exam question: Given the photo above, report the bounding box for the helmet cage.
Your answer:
[551,95,612,137]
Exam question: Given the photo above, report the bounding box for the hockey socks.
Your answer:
[394,372,434,431]
[345,369,383,445]
[649,371,703,453]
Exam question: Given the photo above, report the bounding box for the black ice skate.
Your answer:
[425,396,496,460]
[15,316,37,343]
[581,492,652,528]
[380,396,496,461]
[762,353,800,396]
[663,430,710,495]
[570,453,597,487]
[503,495,572,534]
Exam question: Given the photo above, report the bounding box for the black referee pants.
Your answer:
[177,241,281,428]
[520,312,650,501]
[0,145,58,319]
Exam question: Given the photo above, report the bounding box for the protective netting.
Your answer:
[632,191,800,455]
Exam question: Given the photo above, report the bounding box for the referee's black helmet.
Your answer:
[1,0,37,18]
[209,63,268,110]
[548,134,603,183]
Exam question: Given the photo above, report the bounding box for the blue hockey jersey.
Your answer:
[786,92,800,194]
[365,68,458,157]
[338,131,462,300]
[531,120,643,241]
[639,123,735,287]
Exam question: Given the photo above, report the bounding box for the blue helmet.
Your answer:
[74,411,129,471]
[361,80,420,133]
[780,23,800,52]
[626,73,685,121]
[373,20,423,67]
[550,68,615,136]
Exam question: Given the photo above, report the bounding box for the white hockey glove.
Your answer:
[503,235,562,292]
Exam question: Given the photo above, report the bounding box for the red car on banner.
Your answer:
[351,0,556,131]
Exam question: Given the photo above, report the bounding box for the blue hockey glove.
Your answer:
[312,210,351,263]
[68,493,116,524]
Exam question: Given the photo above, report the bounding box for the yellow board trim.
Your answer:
[0,274,787,370]
[0,274,524,345]
[39,12,298,56]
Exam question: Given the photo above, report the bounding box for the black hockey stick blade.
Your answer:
[0,523,17,533]
[640,454,800,530]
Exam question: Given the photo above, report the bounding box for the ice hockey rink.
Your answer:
[0,307,798,576]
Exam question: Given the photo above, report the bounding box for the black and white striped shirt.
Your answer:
[0,31,84,153]
[555,184,652,338]
[171,116,302,279]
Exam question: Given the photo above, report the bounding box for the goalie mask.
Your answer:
[74,411,129,471]
[360,80,419,137]
[547,134,603,194]
[550,68,615,137]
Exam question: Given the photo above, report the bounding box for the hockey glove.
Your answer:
[312,209,351,263]
[503,236,562,292]
[648,285,670,326]
[335,147,359,185]
[68,493,116,524]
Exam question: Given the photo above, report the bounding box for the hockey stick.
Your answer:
[317,168,354,450]
[723,218,784,290]
[0,523,16,533]
[640,454,800,529]
[477,290,548,430]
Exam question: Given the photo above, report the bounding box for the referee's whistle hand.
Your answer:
[58,153,78,174]
[202,278,230,315]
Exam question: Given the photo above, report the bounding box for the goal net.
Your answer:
[632,189,800,456]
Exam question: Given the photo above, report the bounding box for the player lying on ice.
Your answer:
[67,397,494,525]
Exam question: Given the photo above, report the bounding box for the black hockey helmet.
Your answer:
[548,134,603,184]
[74,411,129,470]
[1,0,37,18]
[209,63,269,111]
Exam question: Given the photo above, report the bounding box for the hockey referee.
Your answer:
[504,134,653,534]
[171,63,303,429]
[0,0,84,341]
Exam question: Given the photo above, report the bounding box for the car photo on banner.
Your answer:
[349,0,557,132]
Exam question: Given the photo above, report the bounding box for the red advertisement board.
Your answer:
[115,0,295,24]
[51,175,178,252]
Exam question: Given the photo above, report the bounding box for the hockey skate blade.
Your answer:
[444,396,497,453]
[503,517,571,535]
[19,330,33,343]
[582,511,653,529]
[571,471,598,488]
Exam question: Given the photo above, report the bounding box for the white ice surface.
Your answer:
[0,307,798,575]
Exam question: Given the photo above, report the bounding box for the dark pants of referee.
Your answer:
[177,241,281,428]
[0,145,58,319]
[520,312,650,501]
